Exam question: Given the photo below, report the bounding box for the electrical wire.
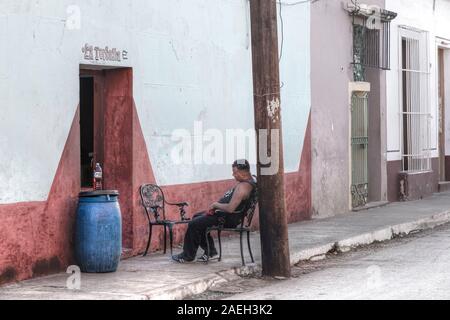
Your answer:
[277,0,321,63]
[279,1,284,62]
[276,0,321,62]
[253,0,321,95]
[278,0,320,6]
[253,82,285,98]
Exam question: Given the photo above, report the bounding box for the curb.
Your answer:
[140,211,450,300]
[145,265,260,300]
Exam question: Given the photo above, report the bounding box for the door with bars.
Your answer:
[351,92,369,208]
[400,27,431,172]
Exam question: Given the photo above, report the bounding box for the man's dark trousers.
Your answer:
[182,212,242,261]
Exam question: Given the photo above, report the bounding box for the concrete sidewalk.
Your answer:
[2,192,450,300]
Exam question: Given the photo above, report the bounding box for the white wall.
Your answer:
[0,0,311,203]
[0,0,82,203]
[386,0,450,162]
[278,1,311,174]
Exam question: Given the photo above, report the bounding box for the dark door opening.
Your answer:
[80,76,94,188]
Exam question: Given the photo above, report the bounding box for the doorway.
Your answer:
[351,91,369,208]
[79,66,134,249]
[79,69,105,190]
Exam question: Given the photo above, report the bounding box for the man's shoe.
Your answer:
[197,252,219,262]
[171,253,194,264]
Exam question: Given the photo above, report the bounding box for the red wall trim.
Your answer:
[0,107,81,285]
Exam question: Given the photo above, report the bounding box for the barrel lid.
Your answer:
[79,190,119,198]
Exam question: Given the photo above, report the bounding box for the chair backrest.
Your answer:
[241,178,258,228]
[140,184,166,222]
[242,190,258,228]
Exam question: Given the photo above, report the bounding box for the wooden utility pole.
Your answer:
[249,0,291,278]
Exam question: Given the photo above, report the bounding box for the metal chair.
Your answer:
[205,185,258,266]
[140,184,190,256]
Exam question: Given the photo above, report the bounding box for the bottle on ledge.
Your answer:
[93,163,103,191]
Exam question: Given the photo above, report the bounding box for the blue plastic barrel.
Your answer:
[75,190,122,273]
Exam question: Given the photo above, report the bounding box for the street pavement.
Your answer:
[2,192,450,300]
[224,224,450,300]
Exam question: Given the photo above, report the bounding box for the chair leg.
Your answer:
[247,231,254,263]
[218,230,222,262]
[144,224,152,257]
[205,230,211,264]
[168,225,174,255]
[163,225,167,254]
[240,231,245,266]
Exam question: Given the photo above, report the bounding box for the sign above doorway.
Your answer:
[82,43,128,63]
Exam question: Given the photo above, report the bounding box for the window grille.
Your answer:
[399,26,431,173]
[350,6,397,81]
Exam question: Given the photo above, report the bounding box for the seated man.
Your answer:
[172,159,256,263]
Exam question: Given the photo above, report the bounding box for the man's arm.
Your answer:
[211,183,253,214]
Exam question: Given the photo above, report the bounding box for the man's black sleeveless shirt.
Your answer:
[217,177,257,212]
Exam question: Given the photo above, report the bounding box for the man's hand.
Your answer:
[210,202,219,210]
[207,203,220,216]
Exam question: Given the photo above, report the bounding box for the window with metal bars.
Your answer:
[351,8,397,81]
[399,26,431,173]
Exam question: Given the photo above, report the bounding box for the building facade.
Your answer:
[312,0,450,215]
[2,0,450,286]
[311,0,390,216]
[0,0,311,284]
[385,0,450,201]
